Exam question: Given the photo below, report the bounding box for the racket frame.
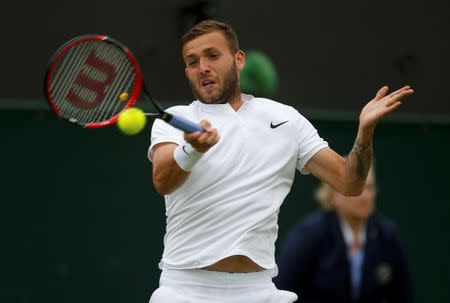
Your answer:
[45,34,203,133]
[45,35,141,128]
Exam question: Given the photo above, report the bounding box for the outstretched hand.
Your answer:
[359,85,414,132]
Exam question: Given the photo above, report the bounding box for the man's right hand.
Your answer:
[184,119,220,153]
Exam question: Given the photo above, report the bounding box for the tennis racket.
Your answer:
[44,34,204,133]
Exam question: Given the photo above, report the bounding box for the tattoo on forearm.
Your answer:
[348,137,372,180]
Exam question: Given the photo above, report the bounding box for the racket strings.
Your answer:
[64,47,99,122]
[78,42,123,123]
[93,53,135,123]
[51,46,91,121]
[75,42,118,123]
[48,40,137,125]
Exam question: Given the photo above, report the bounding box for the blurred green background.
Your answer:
[1,105,449,302]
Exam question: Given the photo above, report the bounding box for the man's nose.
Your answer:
[199,58,210,72]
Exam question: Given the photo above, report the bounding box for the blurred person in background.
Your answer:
[274,167,414,303]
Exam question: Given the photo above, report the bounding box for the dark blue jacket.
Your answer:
[274,211,414,303]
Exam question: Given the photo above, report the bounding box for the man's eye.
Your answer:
[188,61,197,66]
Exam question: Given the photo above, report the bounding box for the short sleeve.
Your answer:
[148,118,185,162]
[294,112,328,174]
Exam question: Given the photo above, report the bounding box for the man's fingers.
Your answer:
[183,119,219,152]
[186,128,219,148]
[385,101,402,112]
[198,129,219,144]
[184,119,213,140]
[197,132,210,145]
[375,85,413,102]
[184,131,201,142]
[388,85,412,98]
[374,86,389,100]
[200,119,213,131]
[386,88,414,106]
[204,131,220,146]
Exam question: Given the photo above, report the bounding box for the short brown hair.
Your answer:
[181,20,239,54]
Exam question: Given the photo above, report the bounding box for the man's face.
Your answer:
[332,171,376,221]
[182,31,245,104]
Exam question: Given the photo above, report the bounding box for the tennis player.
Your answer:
[148,20,413,303]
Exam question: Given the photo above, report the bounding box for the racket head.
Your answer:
[45,35,145,128]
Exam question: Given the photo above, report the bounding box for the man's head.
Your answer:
[181,20,239,55]
[181,20,245,104]
[315,168,377,222]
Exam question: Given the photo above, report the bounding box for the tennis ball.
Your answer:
[240,50,278,98]
[119,92,129,102]
[117,108,146,135]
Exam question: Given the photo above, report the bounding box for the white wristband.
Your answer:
[173,144,203,172]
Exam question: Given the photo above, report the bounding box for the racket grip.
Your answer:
[169,115,204,133]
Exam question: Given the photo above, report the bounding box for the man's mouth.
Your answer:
[201,79,216,89]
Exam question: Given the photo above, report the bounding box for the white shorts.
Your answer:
[149,268,297,303]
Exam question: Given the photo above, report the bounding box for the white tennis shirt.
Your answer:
[148,94,328,273]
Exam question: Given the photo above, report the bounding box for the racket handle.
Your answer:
[168,115,205,133]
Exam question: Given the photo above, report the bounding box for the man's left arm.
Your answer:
[305,85,413,196]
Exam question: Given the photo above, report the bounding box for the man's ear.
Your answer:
[235,50,246,71]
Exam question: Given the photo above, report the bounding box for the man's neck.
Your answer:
[229,100,243,111]
[228,92,243,111]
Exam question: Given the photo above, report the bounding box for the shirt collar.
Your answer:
[193,93,254,112]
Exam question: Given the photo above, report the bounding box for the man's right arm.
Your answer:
[152,142,190,195]
[151,120,220,195]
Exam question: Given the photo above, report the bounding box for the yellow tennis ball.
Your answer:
[119,92,129,102]
[117,108,146,135]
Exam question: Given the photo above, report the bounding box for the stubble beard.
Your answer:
[190,63,240,104]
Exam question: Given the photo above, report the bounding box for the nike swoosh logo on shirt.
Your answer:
[270,120,289,129]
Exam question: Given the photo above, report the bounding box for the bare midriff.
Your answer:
[203,255,264,273]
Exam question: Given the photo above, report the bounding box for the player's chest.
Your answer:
[203,112,298,160]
